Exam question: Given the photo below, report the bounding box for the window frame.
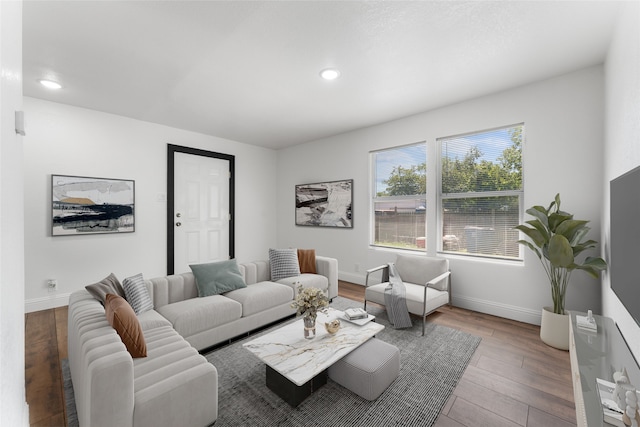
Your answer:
[369,124,524,262]
[370,141,427,252]
[436,124,524,260]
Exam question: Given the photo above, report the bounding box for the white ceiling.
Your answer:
[23,1,623,150]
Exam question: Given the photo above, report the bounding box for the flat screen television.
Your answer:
[610,164,640,326]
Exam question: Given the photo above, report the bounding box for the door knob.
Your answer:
[176,222,182,227]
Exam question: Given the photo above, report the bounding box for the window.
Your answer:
[370,125,523,260]
[439,124,523,259]
[371,142,427,251]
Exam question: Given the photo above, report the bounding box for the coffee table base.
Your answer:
[265,365,327,407]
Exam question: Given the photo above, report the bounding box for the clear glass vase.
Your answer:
[303,315,316,339]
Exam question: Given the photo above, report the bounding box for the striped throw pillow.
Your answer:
[269,248,301,281]
[122,273,153,315]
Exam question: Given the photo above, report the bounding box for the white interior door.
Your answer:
[173,151,230,274]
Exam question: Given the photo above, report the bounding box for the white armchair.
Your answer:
[364,254,451,335]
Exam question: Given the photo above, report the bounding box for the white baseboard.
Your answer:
[453,294,542,325]
[338,271,365,286]
[338,270,541,325]
[23,401,30,427]
[25,292,70,313]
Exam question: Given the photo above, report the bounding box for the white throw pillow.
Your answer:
[122,273,154,315]
[269,248,301,281]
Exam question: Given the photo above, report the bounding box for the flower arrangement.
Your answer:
[291,284,328,320]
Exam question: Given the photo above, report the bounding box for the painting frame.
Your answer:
[51,174,135,236]
[295,179,353,228]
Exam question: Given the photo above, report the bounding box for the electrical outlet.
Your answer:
[355,263,360,272]
[47,279,57,292]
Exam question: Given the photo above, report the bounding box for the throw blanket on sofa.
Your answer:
[384,263,413,329]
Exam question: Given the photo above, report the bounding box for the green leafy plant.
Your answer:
[515,194,607,314]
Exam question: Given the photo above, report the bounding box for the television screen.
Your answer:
[610,165,640,326]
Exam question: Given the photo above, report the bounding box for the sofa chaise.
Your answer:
[68,254,338,427]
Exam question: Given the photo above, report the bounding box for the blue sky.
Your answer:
[375,143,426,194]
[441,127,514,164]
[375,127,517,194]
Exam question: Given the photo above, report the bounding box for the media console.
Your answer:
[569,312,640,426]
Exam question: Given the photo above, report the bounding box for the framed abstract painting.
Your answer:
[295,179,353,228]
[51,174,135,236]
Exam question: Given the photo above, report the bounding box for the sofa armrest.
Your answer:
[84,348,134,427]
[68,291,135,427]
[316,256,338,299]
[365,265,389,287]
[426,271,451,292]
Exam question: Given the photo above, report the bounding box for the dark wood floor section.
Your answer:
[25,306,68,427]
[25,281,575,426]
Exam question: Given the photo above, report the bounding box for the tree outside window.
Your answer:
[371,124,523,259]
[440,124,523,258]
[372,143,427,250]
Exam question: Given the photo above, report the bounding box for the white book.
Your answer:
[344,307,368,320]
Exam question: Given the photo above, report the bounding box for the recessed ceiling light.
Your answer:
[320,68,340,81]
[39,79,62,90]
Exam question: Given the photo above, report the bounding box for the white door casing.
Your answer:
[169,146,234,274]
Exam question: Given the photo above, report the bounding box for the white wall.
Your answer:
[23,97,278,311]
[277,66,605,325]
[602,1,640,362]
[0,0,28,424]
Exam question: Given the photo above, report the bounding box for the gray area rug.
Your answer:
[63,296,480,427]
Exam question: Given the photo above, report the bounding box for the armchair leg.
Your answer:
[422,316,426,336]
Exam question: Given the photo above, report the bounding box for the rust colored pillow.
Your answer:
[105,294,147,358]
[297,249,317,274]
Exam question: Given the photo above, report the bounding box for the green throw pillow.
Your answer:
[190,259,247,297]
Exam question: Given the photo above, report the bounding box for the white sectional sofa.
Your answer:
[150,256,338,351]
[67,292,219,427]
[68,256,338,427]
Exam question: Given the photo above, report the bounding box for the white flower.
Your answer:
[291,285,328,319]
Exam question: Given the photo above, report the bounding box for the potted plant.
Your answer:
[516,194,607,350]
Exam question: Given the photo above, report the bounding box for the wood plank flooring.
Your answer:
[25,281,576,426]
[25,307,68,427]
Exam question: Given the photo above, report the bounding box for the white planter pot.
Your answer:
[540,306,569,351]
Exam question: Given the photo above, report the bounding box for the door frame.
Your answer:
[167,144,235,275]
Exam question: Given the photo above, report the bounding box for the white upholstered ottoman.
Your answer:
[328,337,400,400]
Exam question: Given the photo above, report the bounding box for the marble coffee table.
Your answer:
[243,307,384,406]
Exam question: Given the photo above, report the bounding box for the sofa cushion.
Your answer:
[365,282,449,315]
[146,273,198,308]
[86,273,125,304]
[190,259,247,297]
[269,248,301,281]
[407,284,448,314]
[395,254,448,288]
[137,309,172,331]
[224,282,294,317]
[105,294,147,358]
[123,273,154,315]
[132,326,218,426]
[156,295,242,338]
[277,273,329,296]
[297,249,317,274]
